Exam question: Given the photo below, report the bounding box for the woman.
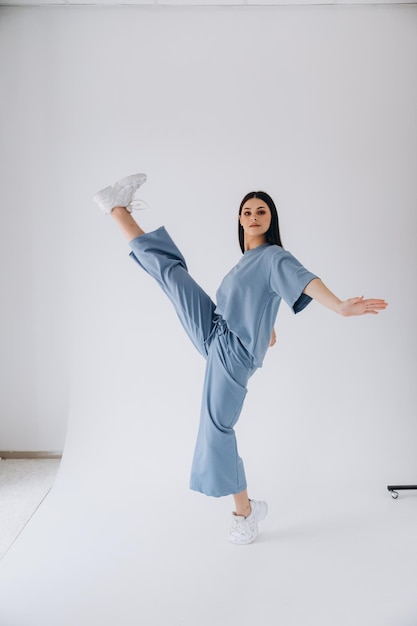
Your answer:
[93,173,388,545]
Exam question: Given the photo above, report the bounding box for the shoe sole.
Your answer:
[230,531,258,545]
[115,173,147,189]
[92,186,112,203]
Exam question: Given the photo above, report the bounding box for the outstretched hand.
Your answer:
[337,296,388,317]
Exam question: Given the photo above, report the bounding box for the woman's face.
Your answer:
[239,197,272,247]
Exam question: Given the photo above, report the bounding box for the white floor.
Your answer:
[0,459,416,626]
[0,459,61,560]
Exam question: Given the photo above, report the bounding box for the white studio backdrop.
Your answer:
[1,6,417,626]
[1,4,416,483]
[1,4,416,484]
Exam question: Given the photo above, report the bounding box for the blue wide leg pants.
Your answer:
[129,227,256,497]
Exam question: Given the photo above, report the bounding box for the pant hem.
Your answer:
[189,483,247,498]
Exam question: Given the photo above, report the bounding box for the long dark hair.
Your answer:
[238,191,283,254]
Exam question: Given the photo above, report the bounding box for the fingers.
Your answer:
[352,297,388,307]
[364,299,388,308]
[362,299,388,314]
[340,296,388,317]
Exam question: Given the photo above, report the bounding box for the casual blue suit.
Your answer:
[129,227,317,497]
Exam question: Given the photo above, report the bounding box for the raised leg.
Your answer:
[111,206,145,241]
[129,227,216,358]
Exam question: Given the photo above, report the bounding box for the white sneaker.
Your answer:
[229,499,268,545]
[93,173,147,214]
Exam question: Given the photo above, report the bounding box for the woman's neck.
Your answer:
[244,234,267,251]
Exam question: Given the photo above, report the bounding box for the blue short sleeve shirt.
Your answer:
[215,243,318,367]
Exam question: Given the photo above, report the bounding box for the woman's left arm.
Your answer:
[303,278,388,317]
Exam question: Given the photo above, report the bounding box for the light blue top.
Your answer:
[215,243,318,367]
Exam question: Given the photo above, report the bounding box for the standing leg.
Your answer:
[190,328,254,497]
[190,329,268,544]
[233,490,251,517]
